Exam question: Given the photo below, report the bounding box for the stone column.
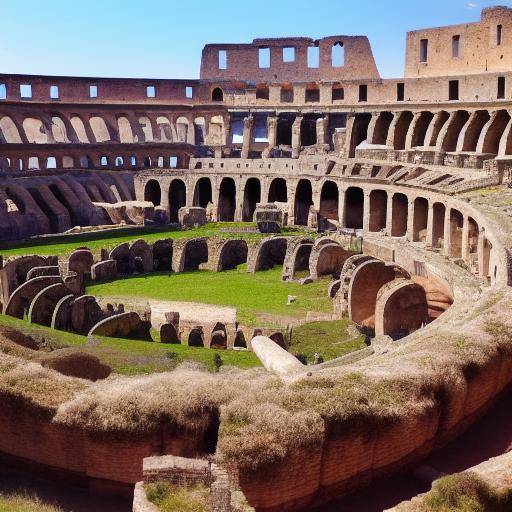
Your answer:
[461,214,470,263]
[343,113,356,158]
[363,191,371,233]
[234,179,244,222]
[406,199,415,241]
[443,207,452,257]
[498,110,512,156]
[385,112,401,148]
[338,187,347,229]
[386,192,394,236]
[365,112,380,146]
[405,112,422,150]
[291,116,303,158]
[241,115,254,159]
[316,116,329,146]
[477,228,486,277]
[426,202,434,247]
[263,116,277,158]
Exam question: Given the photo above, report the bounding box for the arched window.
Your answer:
[115,156,124,167]
[332,42,345,67]
[212,87,224,101]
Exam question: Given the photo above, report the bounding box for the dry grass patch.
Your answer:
[0,493,63,512]
[145,482,209,512]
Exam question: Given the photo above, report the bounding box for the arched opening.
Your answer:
[442,110,470,151]
[193,177,212,208]
[176,116,189,143]
[210,323,227,349]
[48,183,77,227]
[468,217,479,270]
[211,87,224,102]
[350,113,372,157]
[46,157,57,169]
[242,177,261,222]
[276,114,294,146]
[254,238,288,271]
[218,240,248,271]
[428,111,450,146]
[450,209,464,258]
[372,112,394,145]
[393,111,414,150]
[305,83,320,103]
[183,239,208,271]
[413,197,429,242]
[218,177,236,221]
[268,178,287,203]
[462,110,490,151]
[168,179,186,223]
[432,203,446,248]
[369,190,387,232]
[319,181,339,229]
[411,111,434,147]
[344,187,364,229]
[314,243,349,278]
[144,179,161,206]
[294,179,313,226]
[234,330,247,349]
[291,242,313,278]
[188,327,204,347]
[391,193,408,237]
[482,110,511,154]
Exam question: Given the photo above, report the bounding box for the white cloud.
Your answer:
[467,2,477,9]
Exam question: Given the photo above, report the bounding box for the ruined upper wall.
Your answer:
[405,6,512,78]
[200,36,380,82]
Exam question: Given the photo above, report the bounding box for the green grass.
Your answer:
[87,265,334,327]
[145,482,209,512]
[0,494,62,512]
[289,319,367,364]
[0,314,260,375]
[0,222,311,258]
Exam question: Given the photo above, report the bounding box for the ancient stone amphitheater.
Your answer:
[1,6,512,512]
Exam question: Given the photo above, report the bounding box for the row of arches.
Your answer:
[0,113,227,146]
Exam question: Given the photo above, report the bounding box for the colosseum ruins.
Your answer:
[1,5,512,512]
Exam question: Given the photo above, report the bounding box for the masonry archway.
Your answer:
[344,187,364,229]
[242,178,261,222]
[268,178,287,203]
[450,209,464,258]
[294,179,313,226]
[217,239,248,271]
[432,202,446,248]
[144,179,161,206]
[369,190,387,232]
[218,177,236,221]
[193,177,212,208]
[413,197,429,242]
[391,193,408,237]
[168,179,186,223]
[319,181,339,229]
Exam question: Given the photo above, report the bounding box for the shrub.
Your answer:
[213,353,223,372]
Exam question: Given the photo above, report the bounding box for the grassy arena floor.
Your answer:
[87,265,333,327]
[0,223,311,258]
[0,494,63,512]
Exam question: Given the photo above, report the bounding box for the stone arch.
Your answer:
[411,111,434,147]
[449,209,464,258]
[369,189,387,232]
[137,116,153,142]
[310,242,351,279]
[344,187,364,229]
[193,177,213,209]
[217,239,248,271]
[372,112,394,145]
[242,177,261,222]
[461,110,490,151]
[349,113,371,157]
[169,179,186,223]
[249,237,288,272]
[156,116,173,142]
[28,282,70,327]
[348,260,409,328]
[268,178,287,203]
[153,239,173,271]
[144,179,161,206]
[294,179,313,226]
[0,116,22,143]
[319,181,339,229]
[441,110,470,151]
[207,115,225,146]
[427,111,450,146]
[374,279,428,339]
[118,116,135,143]
[210,322,227,349]
[23,118,49,143]
[176,117,189,143]
[212,87,224,102]
[413,197,429,242]
[188,327,205,347]
[218,177,236,222]
[194,117,206,145]
[50,116,70,143]
[183,238,209,271]
[481,110,511,154]
[48,182,78,227]
[70,116,89,143]
[234,329,247,349]
[393,111,414,150]
[282,238,314,280]
[89,116,111,142]
[391,193,408,237]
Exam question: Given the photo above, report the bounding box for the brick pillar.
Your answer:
[363,191,371,233]
[406,199,415,241]
[405,111,422,150]
[386,192,394,236]
[338,187,346,228]
[443,207,452,257]
[426,201,434,247]
[316,116,329,146]
[263,116,277,157]
[241,115,253,159]
[477,228,486,277]
[461,214,470,263]
[291,116,303,159]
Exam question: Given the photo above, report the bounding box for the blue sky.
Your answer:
[0,0,510,79]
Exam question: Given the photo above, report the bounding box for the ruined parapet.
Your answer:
[88,311,152,340]
[172,237,209,272]
[129,239,153,273]
[178,206,207,227]
[254,203,284,233]
[281,237,314,281]
[247,236,290,273]
[95,200,154,225]
[308,238,355,280]
[28,282,72,327]
[91,259,117,281]
[206,238,249,272]
[67,249,94,281]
